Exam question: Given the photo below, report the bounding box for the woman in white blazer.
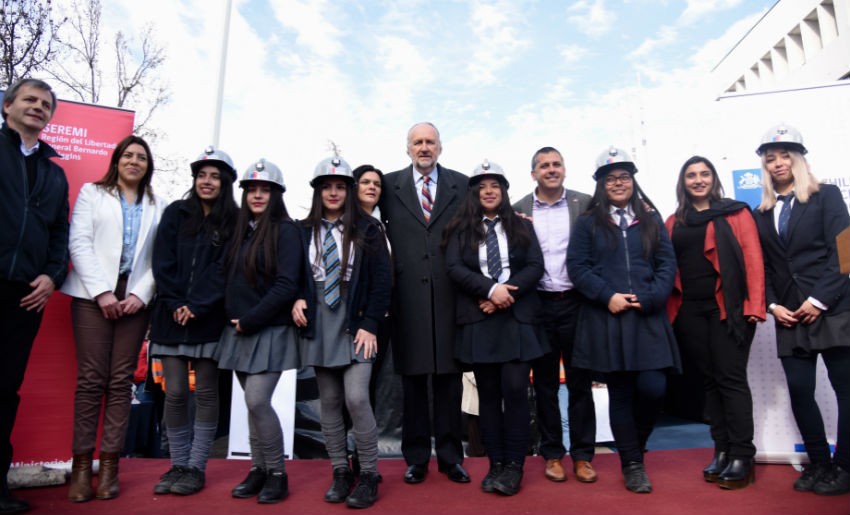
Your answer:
[62,135,166,503]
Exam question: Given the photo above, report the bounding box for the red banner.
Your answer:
[11,99,134,465]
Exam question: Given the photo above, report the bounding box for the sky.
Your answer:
[49,0,780,217]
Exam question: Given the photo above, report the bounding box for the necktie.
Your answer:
[616,208,628,231]
[322,221,341,310]
[777,192,794,242]
[421,176,433,222]
[485,218,502,280]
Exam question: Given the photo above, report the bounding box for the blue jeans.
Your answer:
[558,383,571,452]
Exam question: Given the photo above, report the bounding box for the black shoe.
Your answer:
[257,470,288,504]
[153,465,185,495]
[324,467,354,503]
[170,466,205,495]
[0,494,29,515]
[794,462,831,492]
[703,451,728,483]
[623,462,652,494]
[492,462,523,496]
[814,465,850,496]
[718,458,755,490]
[481,462,503,493]
[403,464,427,484]
[438,463,470,483]
[232,466,267,498]
[346,472,379,509]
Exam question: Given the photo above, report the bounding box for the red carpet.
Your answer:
[16,451,848,514]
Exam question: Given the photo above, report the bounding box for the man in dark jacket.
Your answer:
[380,122,470,485]
[0,78,69,515]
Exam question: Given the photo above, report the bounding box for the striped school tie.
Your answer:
[616,208,628,231]
[421,175,433,222]
[484,218,502,280]
[322,221,341,310]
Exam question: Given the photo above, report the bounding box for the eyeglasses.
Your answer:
[605,173,633,185]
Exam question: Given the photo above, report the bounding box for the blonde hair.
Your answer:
[757,150,820,212]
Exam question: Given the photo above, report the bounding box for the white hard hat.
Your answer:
[469,159,509,188]
[239,158,286,191]
[756,123,807,155]
[310,156,354,188]
[593,146,637,180]
[190,146,237,181]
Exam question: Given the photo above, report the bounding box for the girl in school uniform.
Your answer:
[148,147,238,495]
[216,159,302,504]
[442,160,546,496]
[292,157,391,509]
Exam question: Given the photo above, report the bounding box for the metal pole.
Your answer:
[212,0,233,147]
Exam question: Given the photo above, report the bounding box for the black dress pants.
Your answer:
[531,291,596,461]
[0,281,44,481]
[401,372,463,467]
[674,299,756,459]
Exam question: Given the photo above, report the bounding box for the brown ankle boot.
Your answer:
[96,452,120,500]
[68,452,94,502]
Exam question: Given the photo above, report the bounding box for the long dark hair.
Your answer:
[94,135,155,204]
[181,163,238,245]
[673,155,725,226]
[587,175,660,259]
[226,182,290,286]
[303,177,362,271]
[442,178,531,252]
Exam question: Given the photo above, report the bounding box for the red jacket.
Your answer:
[665,208,766,323]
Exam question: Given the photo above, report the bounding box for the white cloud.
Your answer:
[466,0,531,84]
[269,0,343,59]
[680,0,744,26]
[567,0,616,37]
[560,43,588,64]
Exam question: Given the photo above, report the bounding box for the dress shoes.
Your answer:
[622,462,652,494]
[717,458,755,490]
[544,458,566,482]
[438,463,470,483]
[403,464,428,484]
[703,451,728,483]
[0,494,29,515]
[574,460,598,483]
[813,465,850,496]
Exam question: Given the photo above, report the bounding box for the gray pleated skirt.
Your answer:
[300,282,372,368]
[216,324,299,374]
[150,340,218,360]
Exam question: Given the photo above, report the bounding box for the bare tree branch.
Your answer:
[0,0,64,87]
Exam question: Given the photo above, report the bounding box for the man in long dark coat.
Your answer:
[380,122,470,484]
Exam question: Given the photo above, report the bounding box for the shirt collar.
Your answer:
[414,166,438,185]
[609,204,634,217]
[20,139,40,157]
[532,188,566,207]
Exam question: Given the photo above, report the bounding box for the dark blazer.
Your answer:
[380,164,467,375]
[753,184,850,355]
[297,217,391,339]
[223,219,303,335]
[444,218,544,325]
[149,200,229,345]
[754,184,850,313]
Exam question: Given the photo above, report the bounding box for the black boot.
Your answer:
[346,472,379,509]
[794,462,831,492]
[481,462,503,493]
[492,462,523,496]
[0,481,29,515]
[813,465,850,496]
[257,470,288,504]
[717,458,755,490]
[231,466,266,498]
[703,451,728,483]
[324,467,354,503]
[622,462,652,494]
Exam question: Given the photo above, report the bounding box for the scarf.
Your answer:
[684,198,751,346]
